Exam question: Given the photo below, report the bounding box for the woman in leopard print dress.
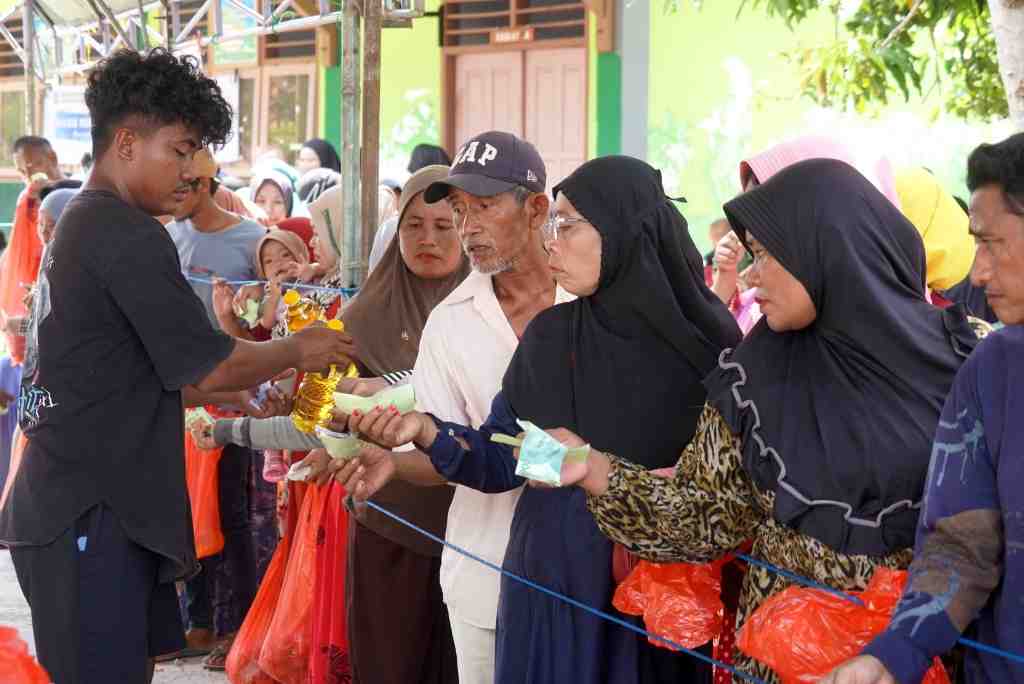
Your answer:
[537,160,988,682]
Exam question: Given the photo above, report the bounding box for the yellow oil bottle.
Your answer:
[290,319,359,433]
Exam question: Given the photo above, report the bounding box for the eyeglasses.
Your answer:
[541,213,588,244]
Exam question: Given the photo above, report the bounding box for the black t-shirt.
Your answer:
[0,189,235,582]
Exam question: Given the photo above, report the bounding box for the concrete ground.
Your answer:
[0,551,226,683]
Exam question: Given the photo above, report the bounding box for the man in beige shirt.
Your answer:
[337,131,571,683]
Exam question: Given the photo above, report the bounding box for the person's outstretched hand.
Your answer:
[301,449,335,486]
[329,443,398,502]
[818,656,896,684]
[348,406,431,450]
[336,376,388,398]
[240,385,292,419]
[519,427,591,488]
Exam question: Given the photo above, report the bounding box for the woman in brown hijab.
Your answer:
[312,164,470,684]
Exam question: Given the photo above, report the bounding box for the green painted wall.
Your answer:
[311,0,1012,250]
[595,52,622,157]
[378,2,444,179]
[321,64,342,153]
[646,0,1010,253]
[320,3,444,180]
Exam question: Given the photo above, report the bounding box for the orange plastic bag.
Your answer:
[0,626,49,684]
[613,559,726,649]
[227,533,292,684]
[0,193,43,365]
[258,485,325,684]
[184,432,224,558]
[737,568,950,684]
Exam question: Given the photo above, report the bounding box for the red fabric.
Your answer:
[0,193,43,364]
[277,218,315,260]
[713,605,737,684]
[310,482,352,683]
[704,264,714,288]
[929,290,953,308]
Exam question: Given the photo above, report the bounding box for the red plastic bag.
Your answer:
[0,627,49,684]
[737,568,950,684]
[310,482,352,682]
[613,559,726,649]
[0,193,43,365]
[184,431,224,558]
[227,533,292,684]
[258,485,325,683]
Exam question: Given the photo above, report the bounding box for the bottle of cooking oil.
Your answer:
[291,319,359,433]
[283,289,322,333]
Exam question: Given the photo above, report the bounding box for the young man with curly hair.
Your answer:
[0,49,355,683]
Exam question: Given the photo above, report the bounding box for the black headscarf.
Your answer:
[407,144,452,174]
[709,158,978,556]
[302,138,342,173]
[502,156,742,469]
[297,168,341,204]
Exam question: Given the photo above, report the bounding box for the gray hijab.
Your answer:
[40,188,77,224]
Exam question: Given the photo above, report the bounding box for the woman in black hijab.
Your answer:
[407,144,452,174]
[297,137,342,174]
[347,156,741,684]
[539,159,984,681]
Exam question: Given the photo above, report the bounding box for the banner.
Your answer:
[43,86,91,166]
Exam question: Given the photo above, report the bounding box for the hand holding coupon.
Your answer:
[492,421,591,487]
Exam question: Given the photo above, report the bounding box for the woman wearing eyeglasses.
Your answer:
[341,156,741,684]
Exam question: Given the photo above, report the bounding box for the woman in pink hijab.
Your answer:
[711,135,900,335]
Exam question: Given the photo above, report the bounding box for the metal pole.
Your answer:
[360,0,381,283]
[196,12,343,46]
[340,0,361,287]
[23,0,35,135]
[88,0,135,50]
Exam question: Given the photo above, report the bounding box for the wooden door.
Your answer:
[453,51,524,151]
[524,48,587,189]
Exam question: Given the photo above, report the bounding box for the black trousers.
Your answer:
[11,504,185,684]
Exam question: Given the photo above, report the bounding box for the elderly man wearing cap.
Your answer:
[330,130,571,684]
[164,147,282,669]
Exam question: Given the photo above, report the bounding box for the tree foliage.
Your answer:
[732,0,1006,120]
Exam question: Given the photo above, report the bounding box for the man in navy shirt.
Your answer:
[824,135,1024,683]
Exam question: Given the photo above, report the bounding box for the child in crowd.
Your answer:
[211,209,347,485]
[213,227,310,340]
[254,229,310,333]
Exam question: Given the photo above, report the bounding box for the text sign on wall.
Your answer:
[490,27,535,44]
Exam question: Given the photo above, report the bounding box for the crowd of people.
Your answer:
[0,46,1016,684]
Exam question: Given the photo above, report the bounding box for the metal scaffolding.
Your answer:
[0,0,423,284]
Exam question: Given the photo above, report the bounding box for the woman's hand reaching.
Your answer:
[347,407,436,450]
